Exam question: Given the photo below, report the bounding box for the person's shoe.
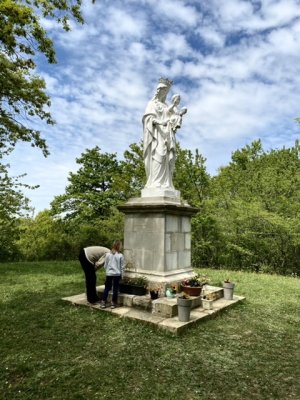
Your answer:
[100,301,106,309]
[88,299,100,304]
[111,303,117,309]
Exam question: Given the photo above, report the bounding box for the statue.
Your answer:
[142,78,188,193]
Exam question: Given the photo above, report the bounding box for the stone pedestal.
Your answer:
[118,196,198,285]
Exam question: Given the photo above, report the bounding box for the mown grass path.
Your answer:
[0,261,299,399]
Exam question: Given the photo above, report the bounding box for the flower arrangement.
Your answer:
[166,285,177,298]
[223,278,235,288]
[202,292,214,301]
[169,285,177,294]
[121,276,148,287]
[119,276,148,295]
[147,283,164,299]
[180,274,209,296]
[182,274,209,287]
[177,292,190,299]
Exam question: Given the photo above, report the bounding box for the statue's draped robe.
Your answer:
[143,99,176,189]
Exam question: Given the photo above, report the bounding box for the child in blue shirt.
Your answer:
[100,240,124,309]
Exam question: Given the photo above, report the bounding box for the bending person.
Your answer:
[79,245,110,304]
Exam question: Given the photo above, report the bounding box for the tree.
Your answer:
[51,146,123,221]
[0,0,94,156]
[117,141,145,199]
[205,140,300,274]
[17,208,125,261]
[0,162,34,260]
[17,210,70,261]
[0,1,96,261]
[174,144,210,206]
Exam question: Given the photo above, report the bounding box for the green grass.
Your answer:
[0,261,299,400]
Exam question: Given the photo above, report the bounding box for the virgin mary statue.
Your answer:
[142,78,176,193]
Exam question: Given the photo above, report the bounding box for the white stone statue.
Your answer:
[142,78,187,195]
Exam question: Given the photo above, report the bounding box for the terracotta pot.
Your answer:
[180,285,202,297]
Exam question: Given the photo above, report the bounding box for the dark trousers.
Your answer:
[79,249,99,303]
[102,275,121,304]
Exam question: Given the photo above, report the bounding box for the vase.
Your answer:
[166,288,175,298]
[180,285,202,297]
[177,297,192,322]
[223,282,235,300]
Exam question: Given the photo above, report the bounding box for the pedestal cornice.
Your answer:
[118,197,199,216]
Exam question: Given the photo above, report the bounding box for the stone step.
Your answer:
[96,284,224,318]
[62,291,245,335]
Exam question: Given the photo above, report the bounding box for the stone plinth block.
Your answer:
[118,197,198,285]
[152,297,178,318]
[152,295,202,318]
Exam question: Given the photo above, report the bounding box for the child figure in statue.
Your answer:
[168,94,188,132]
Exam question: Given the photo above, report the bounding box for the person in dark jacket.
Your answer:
[79,246,110,304]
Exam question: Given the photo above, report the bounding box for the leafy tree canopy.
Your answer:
[197,140,300,274]
[0,0,94,156]
[117,141,146,199]
[0,161,36,260]
[174,144,210,207]
[51,146,122,221]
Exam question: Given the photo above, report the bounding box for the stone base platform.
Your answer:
[62,286,245,335]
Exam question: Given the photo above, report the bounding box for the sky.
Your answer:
[6,0,300,214]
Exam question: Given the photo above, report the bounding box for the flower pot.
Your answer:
[150,290,159,300]
[119,283,133,294]
[223,282,235,300]
[177,297,192,322]
[119,284,146,296]
[181,285,202,297]
[202,299,213,310]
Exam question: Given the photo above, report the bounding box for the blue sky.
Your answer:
[6,0,300,213]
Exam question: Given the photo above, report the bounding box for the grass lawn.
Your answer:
[0,261,299,400]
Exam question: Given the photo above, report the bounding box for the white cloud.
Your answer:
[152,0,199,27]
[161,33,192,57]
[196,27,226,48]
[103,8,146,38]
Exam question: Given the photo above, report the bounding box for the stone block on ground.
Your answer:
[152,297,178,317]
[132,295,152,311]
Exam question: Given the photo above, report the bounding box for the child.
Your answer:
[100,240,124,309]
[168,94,187,132]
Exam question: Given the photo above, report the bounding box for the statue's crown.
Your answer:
[158,77,173,88]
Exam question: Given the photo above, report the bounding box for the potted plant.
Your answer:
[201,295,214,310]
[180,274,209,296]
[147,284,163,300]
[119,276,148,295]
[177,292,192,322]
[223,278,235,300]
